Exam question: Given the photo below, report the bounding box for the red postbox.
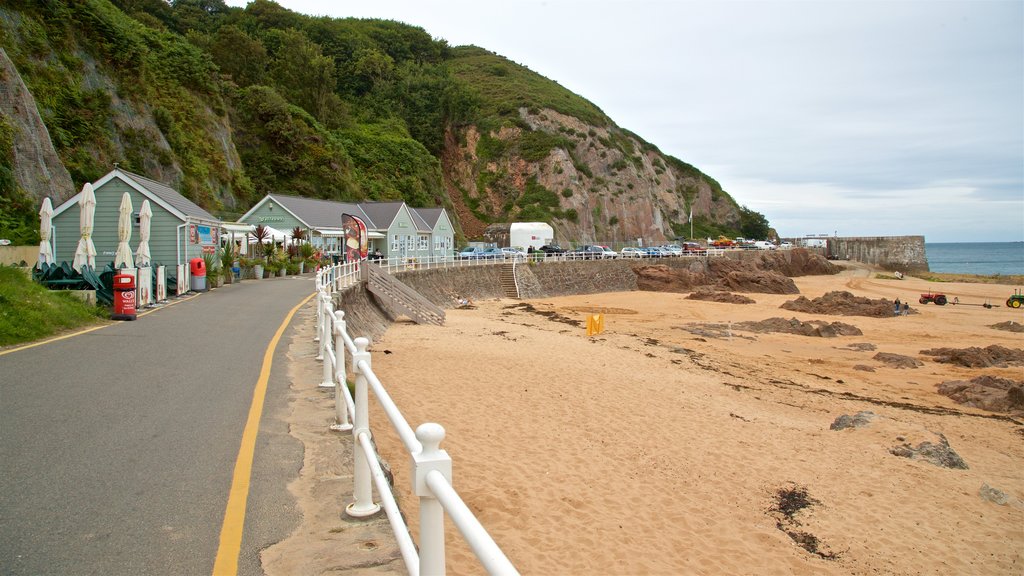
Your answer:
[112,273,137,321]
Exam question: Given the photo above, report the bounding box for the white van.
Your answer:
[753,241,777,250]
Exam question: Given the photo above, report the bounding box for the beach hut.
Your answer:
[51,168,222,271]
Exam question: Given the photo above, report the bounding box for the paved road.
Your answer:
[0,275,316,575]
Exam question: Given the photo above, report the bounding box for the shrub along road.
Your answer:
[0,275,316,575]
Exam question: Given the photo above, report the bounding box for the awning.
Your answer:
[316,228,385,239]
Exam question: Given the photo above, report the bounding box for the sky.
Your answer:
[224,0,1024,243]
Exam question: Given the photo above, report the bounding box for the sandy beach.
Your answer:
[363,264,1024,575]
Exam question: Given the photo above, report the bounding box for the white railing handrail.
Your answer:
[313,265,519,575]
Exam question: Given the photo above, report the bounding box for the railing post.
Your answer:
[414,423,451,576]
[346,337,381,518]
[319,299,335,388]
[314,286,323,343]
[316,293,329,361]
[330,309,352,432]
[334,264,343,291]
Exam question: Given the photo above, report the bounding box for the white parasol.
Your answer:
[38,197,53,266]
[114,192,133,268]
[71,183,97,272]
[135,199,152,266]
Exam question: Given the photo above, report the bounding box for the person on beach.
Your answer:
[894,298,901,316]
[902,302,910,316]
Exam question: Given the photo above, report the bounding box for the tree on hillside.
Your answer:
[268,29,346,127]
[739,206,771,240]
[208,25,267,87]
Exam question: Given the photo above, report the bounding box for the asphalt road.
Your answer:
[0,275,316,575]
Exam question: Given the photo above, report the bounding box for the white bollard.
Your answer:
[330,310,353,432]
[346,337,381,518]
[414,423,451,576]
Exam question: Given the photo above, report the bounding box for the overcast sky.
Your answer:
[225,0,1023,243]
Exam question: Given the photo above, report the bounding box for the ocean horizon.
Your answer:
[925,241,1023,276]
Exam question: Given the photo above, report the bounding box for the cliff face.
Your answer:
[0,47,75,203]
[443,106,740,244]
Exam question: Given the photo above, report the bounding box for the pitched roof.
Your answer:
[412,207,446,229]
[356,202,407,231]
[120,170,218,221]
[266,193,371,229]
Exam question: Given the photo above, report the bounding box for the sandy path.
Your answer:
[367,269,1024,575]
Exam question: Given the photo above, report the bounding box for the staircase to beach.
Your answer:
[499,262,520,299]
[363,262,445,326]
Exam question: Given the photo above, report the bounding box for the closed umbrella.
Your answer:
[135,199,152,266]
[114,192,133,268]
[71,183,97,272]
[38,197,53,266]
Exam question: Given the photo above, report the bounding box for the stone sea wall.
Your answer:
[827,236,928,273]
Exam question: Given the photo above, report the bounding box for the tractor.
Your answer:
[1008,289,1024,309]
[919,292,948,306]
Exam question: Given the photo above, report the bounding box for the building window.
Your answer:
[391,235,400,251]
[419,234,429,250]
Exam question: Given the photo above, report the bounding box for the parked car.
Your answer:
[501,247,526,259]
[752,241,777,250]
[598,246,618,259]
[660,244,683,256]
[567,245,606,260]
[538,244,566,254]
[456,246,485,259]
[681,242,706,254]
[619,247,648,258]
[477,247,504,259]
[779,241,793,249]
[644,246,669,257]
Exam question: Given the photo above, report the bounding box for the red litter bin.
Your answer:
[189,257,207,292]
[112,273,137,321]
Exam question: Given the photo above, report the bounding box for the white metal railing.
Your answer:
[313,266,519,576]
[313,248,726,295]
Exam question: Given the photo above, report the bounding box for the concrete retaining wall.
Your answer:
[0,245,38,266]
[827,236,928,272]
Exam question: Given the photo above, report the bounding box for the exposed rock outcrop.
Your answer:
[735,317,862,338]
[919,345,1024,368]
[0,47,75,203]
[781,291,895,318]
[936,376,1024,414]
[685,289,755,304]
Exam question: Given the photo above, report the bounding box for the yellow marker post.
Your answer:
[586,313,605,336]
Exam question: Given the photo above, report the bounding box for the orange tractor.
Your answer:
[919,292,948,306]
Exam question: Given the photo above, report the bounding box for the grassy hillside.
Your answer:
[0,267,106,346]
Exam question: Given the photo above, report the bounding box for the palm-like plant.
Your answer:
[251,224,271,259]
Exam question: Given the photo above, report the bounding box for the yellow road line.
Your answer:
[212,291,316,576]
[0,293,198,357]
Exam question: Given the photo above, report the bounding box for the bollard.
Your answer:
[330,310,353,432]
[414,423,451,576]
[346,337,381,518]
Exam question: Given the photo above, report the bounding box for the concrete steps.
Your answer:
[364,262,445,326]
[499,262,520,299]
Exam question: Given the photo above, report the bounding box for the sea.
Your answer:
[925,242,1024,276]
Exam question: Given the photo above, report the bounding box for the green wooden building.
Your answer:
[50,169,221,269]
[238,194,455,260]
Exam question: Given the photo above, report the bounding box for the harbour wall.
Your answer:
[826,236,929,273]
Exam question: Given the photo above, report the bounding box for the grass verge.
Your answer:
[0,266,108,347]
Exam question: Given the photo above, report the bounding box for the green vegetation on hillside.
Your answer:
[448,46,609,129]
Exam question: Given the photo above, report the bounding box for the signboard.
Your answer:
[341,214,368,263]
[190,224,218,246]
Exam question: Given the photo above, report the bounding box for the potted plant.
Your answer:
[202,252,222,288]
[220,246,235,284]
[250,225,271,279]
[299,243,315,273]
[286,260,300,275]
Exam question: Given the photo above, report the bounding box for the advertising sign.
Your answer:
[341,214,368,263]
